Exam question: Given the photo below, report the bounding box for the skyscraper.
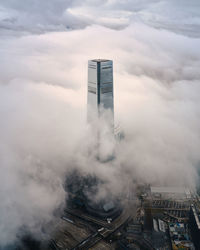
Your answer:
[87,59,114,126]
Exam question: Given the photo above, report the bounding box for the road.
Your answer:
[66,205,131,249]
[126,234,155,250]
[71,232,102,250]
[65,208,112,228]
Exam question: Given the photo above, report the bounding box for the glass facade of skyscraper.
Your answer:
[87,59,114,123]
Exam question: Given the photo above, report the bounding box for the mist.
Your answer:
[0,0,200,247]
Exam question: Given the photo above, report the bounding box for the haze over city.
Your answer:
[0,0,200,248]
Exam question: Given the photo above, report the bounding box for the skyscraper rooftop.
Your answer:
[91,59,110,62]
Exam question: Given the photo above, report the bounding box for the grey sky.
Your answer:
[0,0,200,36]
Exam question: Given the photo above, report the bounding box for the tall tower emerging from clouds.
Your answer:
[87,59,114,126]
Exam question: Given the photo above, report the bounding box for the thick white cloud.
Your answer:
[0,0,200,246]
[0,79,86,244]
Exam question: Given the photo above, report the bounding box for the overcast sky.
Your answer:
[0,0,200,36]
[0,0,200,246]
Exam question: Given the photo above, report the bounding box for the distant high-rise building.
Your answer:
[87,59,114,126]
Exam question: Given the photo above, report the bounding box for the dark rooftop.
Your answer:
[91,59,111,62]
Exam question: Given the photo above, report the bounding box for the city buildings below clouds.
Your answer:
[151,186,192,200]
[189,204,200,249]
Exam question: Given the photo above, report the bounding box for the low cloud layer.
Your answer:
[0,0,200,247]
